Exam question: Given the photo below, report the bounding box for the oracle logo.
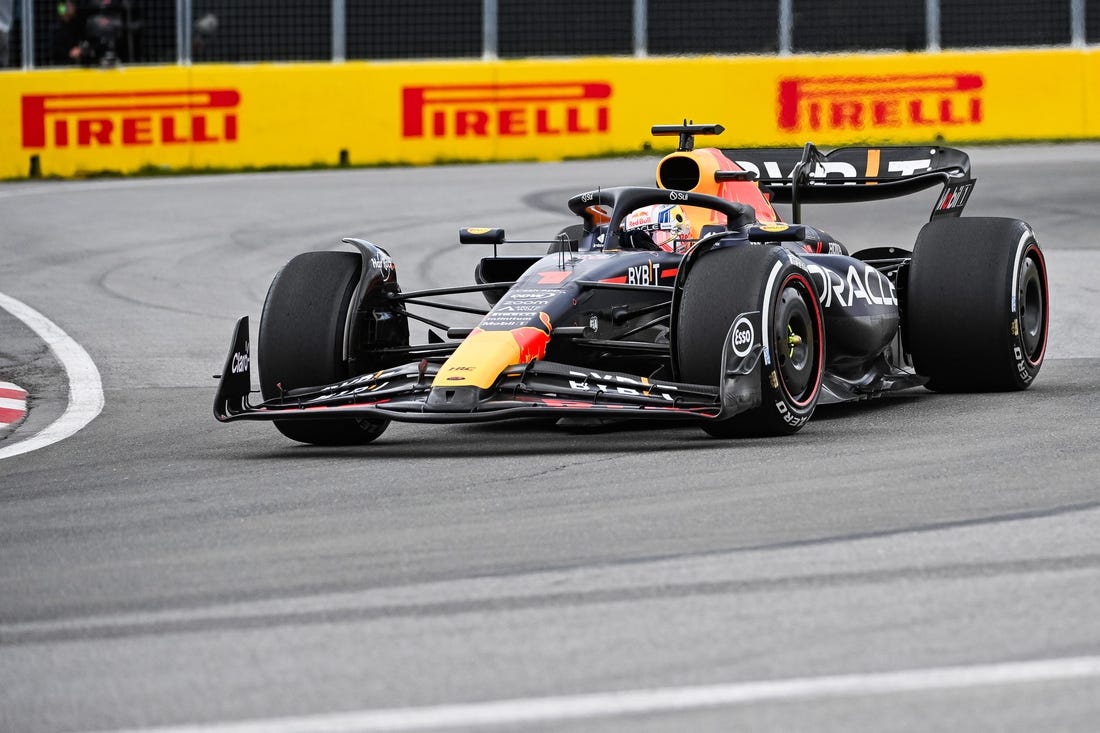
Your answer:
[777,74,983,132]
[21,89,240,149]
[402,81,611,139]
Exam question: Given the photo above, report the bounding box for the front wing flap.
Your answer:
[214,316,764,425]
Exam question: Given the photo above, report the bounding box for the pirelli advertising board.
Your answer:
[2,49,1098,178]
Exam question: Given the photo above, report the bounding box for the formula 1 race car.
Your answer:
[214,122,1048,443]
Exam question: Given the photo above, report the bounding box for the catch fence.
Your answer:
[1,0,1097,70]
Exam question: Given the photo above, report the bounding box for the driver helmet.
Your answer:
[622,204,692,252]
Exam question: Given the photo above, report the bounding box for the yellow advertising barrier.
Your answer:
[1086,50,1100,143]
[2,48,1098,179]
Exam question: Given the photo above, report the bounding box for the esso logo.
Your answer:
[731,317,754,357]
[669,191,688,202]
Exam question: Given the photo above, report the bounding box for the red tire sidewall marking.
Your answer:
[776,272,824,410]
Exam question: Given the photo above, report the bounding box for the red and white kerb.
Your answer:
[0,382,28,428]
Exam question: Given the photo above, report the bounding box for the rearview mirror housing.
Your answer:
[459,227,506,245]
[747,224,806,243]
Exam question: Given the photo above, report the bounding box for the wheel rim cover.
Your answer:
[774,285,814,398]
[1019,255,1044,358]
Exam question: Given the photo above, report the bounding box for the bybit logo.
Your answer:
[777,74,983,132]
[21,89,240,148]
[402,81,611,139]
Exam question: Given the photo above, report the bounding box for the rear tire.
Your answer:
[258,251,389,445]
[907,217,1048,391]
[676,245,825,437]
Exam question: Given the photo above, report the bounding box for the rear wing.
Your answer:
[722,144,973,222]
[652,124,974,224]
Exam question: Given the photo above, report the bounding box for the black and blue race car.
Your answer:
[214,123,1048,443]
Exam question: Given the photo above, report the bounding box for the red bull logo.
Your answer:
[777,74,983,132]
[402,81,611,139]
[21,89,240,148]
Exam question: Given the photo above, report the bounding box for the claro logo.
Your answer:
[21,89,240,149]
[777,74,983,132]
[402,81,611,139]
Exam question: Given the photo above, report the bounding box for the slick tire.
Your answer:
[258,251,389,445]
[907,217,1048,392]
[676,244,825,437]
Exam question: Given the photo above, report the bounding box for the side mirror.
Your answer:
[459,227,506,245]
[748,223,806,243]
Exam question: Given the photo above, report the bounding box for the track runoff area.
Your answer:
[1,146,1098,732]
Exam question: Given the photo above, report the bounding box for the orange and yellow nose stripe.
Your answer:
[432,325,551,390]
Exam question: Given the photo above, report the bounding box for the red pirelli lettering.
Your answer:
[402,81,612,139]
[21,89,241,149]
[777,74,983,133]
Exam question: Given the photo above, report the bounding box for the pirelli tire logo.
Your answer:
[777,73,983,133]
[402,81,611,139]
[21,89,240,149]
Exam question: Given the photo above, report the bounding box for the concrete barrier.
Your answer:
[2,48,1097,179]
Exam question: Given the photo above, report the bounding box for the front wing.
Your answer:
[213,317,768,425]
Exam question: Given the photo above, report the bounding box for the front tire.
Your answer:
[907,217,1048,391]
[676,244,825,437]
[258,251,389,445]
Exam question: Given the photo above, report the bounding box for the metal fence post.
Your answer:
[778,0,792,55]
[926,0,941,52]
[633,0,646,57]
[1070,0,1085,47]
[183,0,192,64]
[483,0,498,60]
[176,0,193,64]
[332,0,345,61]
[175,0,182,64]
[19,0,32,68]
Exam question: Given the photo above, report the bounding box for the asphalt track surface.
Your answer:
[1,145,1099,732]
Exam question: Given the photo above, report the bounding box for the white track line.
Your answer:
[0,291,104,460]
[86,655,1100,733]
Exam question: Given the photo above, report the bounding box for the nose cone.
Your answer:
[432,327,550,391]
